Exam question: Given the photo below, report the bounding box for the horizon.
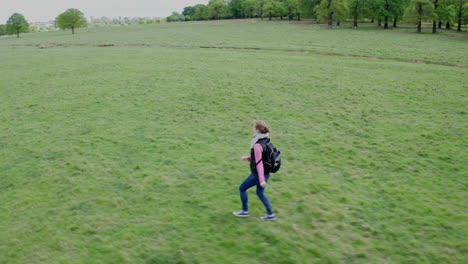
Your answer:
[1,0,210,24]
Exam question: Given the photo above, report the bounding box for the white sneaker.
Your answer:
[232,210,250,217]
[260,214,276,221]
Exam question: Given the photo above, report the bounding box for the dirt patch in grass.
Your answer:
[38,43,65,49]
[36,43,86,49]
[97,43,115,47]
[200,46,262,51]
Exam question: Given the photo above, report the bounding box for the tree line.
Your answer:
[0,9,87,37]
[89,16,162,26]
[1,1,465,37]
[0,9,164,37]
[167,0,468,32]
[0,10,166,36]
[0,16,163,37]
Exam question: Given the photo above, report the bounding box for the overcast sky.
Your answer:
[1,0,210,23]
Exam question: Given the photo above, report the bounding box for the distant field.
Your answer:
[1,20,467,264]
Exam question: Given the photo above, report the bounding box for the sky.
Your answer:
[1,0,210,23]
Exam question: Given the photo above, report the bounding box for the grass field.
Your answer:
[1,20,467,263]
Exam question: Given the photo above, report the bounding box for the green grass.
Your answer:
[0,20,467,264]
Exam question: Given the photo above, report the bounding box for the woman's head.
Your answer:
[254,120,271,134]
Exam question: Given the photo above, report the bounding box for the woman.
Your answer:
[233,120,276,220]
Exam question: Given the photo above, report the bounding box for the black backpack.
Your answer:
[263,140,282,173]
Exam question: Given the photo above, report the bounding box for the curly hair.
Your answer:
[254,120,271,134]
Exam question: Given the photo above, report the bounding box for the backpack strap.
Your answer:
[255,138,269,165]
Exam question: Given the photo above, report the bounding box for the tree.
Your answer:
[349,0,370,27]
[166,12,185,22]
[454,0,467,31]
[334,0,349,25]
[392,0,409,27]
[284,0,301,20]
[432,0,440,32]
[264,0,277,19]
[275,1,288,19]
[257,0,267,19]
[229,0,247,18]
[245,0,259,18]
[208,0,227,20]
[404,0,434,32]
[316,0,348,28]
[383,0,392,28]
[183,6,197,20]
[299,0,322,18]
[370,0,404,29]
[56,9,87,34]
[368,0,384,25]
[193,4,210,20]
[6,13,29,38]
[0,24,6,36]
[29,24,39,33]
[437,0,456,28]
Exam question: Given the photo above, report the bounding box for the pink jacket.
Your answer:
[247,143,266,183]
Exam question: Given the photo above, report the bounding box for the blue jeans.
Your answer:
[239,173,273,215]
